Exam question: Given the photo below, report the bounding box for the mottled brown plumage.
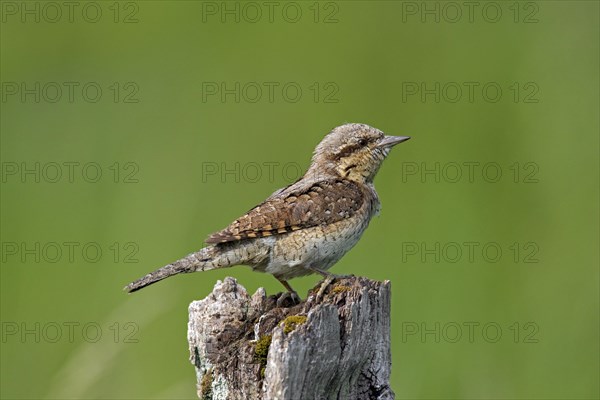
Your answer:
[124,123,410,296]
[205,179,364,244]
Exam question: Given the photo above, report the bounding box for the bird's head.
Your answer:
[307,123,410,183]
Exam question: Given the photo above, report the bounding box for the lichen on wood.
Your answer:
[188,276,394,400]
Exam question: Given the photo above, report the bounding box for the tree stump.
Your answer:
[188,276,394,400]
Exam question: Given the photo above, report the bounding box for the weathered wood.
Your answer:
[188,276,394,400]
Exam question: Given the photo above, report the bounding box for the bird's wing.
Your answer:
[205,179,364,244]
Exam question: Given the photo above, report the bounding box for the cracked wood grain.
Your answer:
[188,276,394,400]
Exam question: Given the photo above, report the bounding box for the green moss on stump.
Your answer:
[254,334,272,379]
[331,285,351,294]
[200,368,213,400]
[282,315,307,334]
[255,334,272,362]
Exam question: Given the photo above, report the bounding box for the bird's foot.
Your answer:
[313,273,355,302]
[307,265,354,280]
[277,291,301,308]
[315,275,336,303]
[328,273,355,279]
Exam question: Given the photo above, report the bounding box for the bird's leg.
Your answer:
[305,266,354,301]
[275,277,301,305]
[306,266,354,280]
[316,275,335,301]
[276,277,298,295]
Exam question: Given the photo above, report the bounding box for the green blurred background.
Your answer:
[1,1,598,399]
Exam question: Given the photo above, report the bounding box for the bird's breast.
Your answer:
[264,183,380,280]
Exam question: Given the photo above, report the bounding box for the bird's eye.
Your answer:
[358,138,368,146]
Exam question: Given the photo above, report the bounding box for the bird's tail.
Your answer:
[124,246,221,293]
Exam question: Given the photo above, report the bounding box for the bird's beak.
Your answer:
[378,135,411,148]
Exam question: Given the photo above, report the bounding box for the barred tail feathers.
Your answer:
[124,246,221,293]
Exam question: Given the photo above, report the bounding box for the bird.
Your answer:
[124,123,410,299]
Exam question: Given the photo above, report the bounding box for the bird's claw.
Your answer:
[315,275,336,302]
[277,291,301,308]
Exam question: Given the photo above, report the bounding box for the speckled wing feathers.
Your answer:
[205,180,364,244]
